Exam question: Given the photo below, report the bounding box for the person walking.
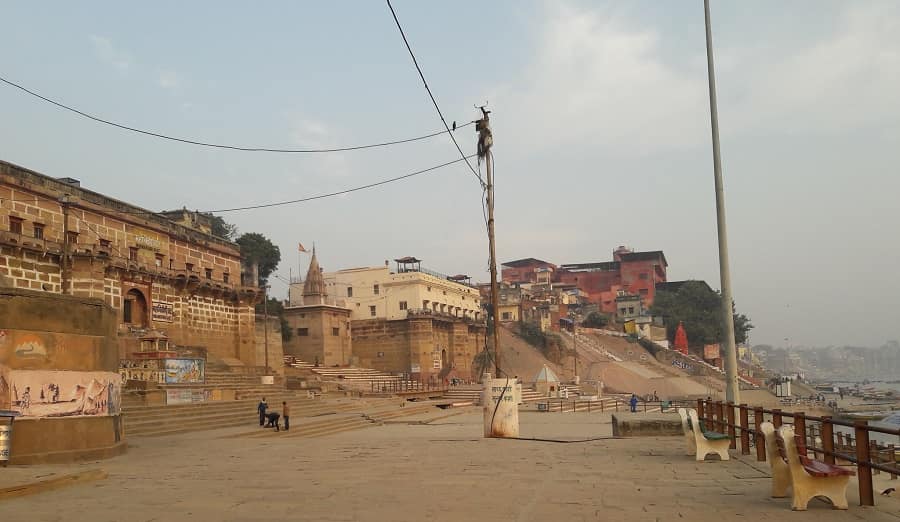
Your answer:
[282,401,290,431]
[629,393,638,413]
[257,397,267,427]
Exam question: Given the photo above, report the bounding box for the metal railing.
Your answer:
[537,398,690,414]
[697,399,899,507]
[369,379,447,394]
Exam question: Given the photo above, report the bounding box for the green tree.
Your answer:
[581,311,610,329]
[208,214,238,241]
[256,296,292,342]
[236,232,281,285]
[650,280,753,352]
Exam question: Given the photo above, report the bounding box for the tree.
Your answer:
[208,214,238,241]
[256,297,292,342]
[581,311,610,329]
[236,232,281,285]
[650,280,753,352]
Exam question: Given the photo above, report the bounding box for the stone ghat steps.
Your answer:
[125,397,405,438]
[124,396,325,424]
[442,388,546,404]
[241,415,378,440]
[365,403,435,423]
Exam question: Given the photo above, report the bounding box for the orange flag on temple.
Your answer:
[674,322,689,355]
[298,243,307,253]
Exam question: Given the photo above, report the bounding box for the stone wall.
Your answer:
[282,306,351,367]
[0,287,125,463]
[352,317,484,381]
[253,314,284,375]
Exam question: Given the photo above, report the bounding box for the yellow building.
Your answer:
[288,257,485,379]
[291,257,481,322]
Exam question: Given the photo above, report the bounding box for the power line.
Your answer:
[1,154,475,215]
[385,0,485,188]
[206,154,476,213]
[0,75,474,153]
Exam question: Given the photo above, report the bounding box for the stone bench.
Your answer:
[611,412,683,437]
[775,425,855,510]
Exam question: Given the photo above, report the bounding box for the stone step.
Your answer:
[125,401,334,427]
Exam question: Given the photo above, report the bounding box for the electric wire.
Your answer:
[385,0,485,188]
[0,75,474,153]
[1,154,476,215]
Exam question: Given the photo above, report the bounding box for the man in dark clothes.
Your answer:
[258,397,267,427]
[265,411,280,431]
[282,401,290,431]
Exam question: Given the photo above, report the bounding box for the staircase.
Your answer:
[441,385,554,405]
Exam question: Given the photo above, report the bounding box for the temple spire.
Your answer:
[302,248,326,304]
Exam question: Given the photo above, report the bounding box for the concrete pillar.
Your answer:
[482,373,519,438]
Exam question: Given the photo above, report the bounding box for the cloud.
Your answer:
[722,2,900,136]
[157,69,180,90]
[289,119,350,177]
[88,35,132,71]
[495,4,708,155]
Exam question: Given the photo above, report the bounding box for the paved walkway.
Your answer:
[1,411,897,521]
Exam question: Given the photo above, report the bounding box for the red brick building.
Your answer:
[500,258,557,284]
[502,247,667,316]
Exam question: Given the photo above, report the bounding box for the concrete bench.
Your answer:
[759,422,791,498]
[687,409,730,461]
[775,425,855,510]
[677,408,696,456]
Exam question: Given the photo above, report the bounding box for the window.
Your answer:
[8,217,23,235]
[628,306,635,314]
[620,307,627,316]
[123,299,133,323]
[373,284,379,295]
[129,247,138,261]
[155,254,164,267]
[501,312,511,321]
[297,328,309,336]
[33,223,44,239]
[427,286,431,292]
[332,327,340,336]
[639,273,649,280]
[399,301,408,311]
[369,305,376,317]
[223,272,229,284]
[639,288,648,296]
[66,231,79,245]
[205,268,213,279]
[185,262,194,273]
[99,238,111,249]
[347,286,353,297]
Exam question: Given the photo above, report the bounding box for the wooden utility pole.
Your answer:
[477,108,500,377]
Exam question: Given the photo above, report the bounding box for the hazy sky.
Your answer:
[2,1,898,348]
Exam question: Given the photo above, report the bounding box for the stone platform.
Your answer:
[1,411,897,521]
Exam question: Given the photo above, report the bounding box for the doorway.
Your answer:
[123,288,148,327]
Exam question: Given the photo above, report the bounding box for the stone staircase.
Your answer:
[442,385,551,406]
[284,356,440,394]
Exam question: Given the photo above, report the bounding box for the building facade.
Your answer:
[0,160,263,367]
[503,247,668,315]
[288,257,486,380]
[282,251,352,367]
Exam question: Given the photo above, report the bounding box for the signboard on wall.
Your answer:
[135,235,161,251]
[152,301,175,323]
[163,359,205,384]
[703,344,721,361]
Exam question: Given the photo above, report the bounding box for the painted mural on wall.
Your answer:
[1,369,121,418]
[163,358,205,384]
[0,329,105,371]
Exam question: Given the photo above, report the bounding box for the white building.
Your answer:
[289,257,481,322]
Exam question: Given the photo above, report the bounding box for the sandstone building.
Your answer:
[0,160,264,367]
[288,256,486,381]
[282,250,352,367]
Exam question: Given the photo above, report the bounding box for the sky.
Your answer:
[1,1,898,349]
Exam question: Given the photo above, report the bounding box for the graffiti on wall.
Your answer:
[1,369,121,418]
[163,359,205,384]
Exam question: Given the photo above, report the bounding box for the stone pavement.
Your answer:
[1,411,898,521]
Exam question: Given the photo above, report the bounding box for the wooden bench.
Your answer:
[775,425,855,510]
[759,422,791,498]
[687,409,730,461]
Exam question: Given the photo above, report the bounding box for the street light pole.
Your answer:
[704,0,740,403]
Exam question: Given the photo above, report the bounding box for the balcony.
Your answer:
[0,230,62,255]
